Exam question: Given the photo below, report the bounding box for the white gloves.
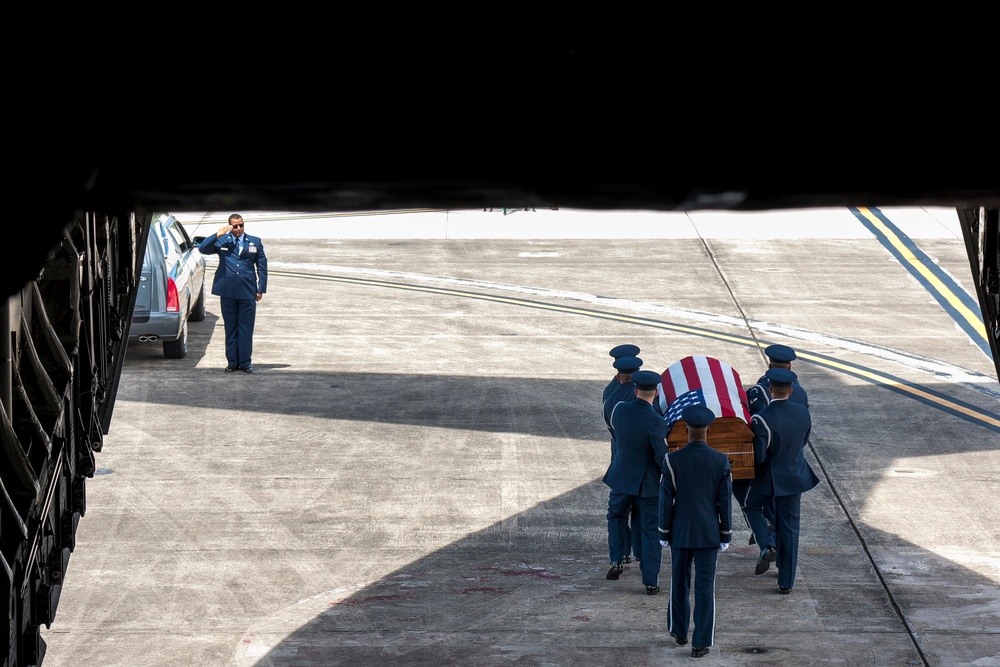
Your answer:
[659,540,728,551]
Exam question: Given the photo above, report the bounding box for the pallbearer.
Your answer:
[602,349,644,565]
[743,368,819,593]
[604,370,669,594]
[659,404,733,659]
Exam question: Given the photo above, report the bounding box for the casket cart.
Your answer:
[658,355,755,479]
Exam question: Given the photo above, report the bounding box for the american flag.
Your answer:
[663,388,706,431]
[658,355,752,430]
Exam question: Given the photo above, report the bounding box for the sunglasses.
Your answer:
[231,224,244,229]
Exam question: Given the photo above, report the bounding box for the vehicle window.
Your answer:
[166,220,190,253]
[176,221,194,246]
[163,225,183,272]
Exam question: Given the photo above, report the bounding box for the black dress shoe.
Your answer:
[669,632,687,646]
[755,546,777,575]
[606,562,623,580]
[778,586,792,594]
[241,365,254,373]
[645,585,660,595]
[224,366,237,372]
[692,646,710,658]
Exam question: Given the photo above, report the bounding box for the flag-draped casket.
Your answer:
[658,356,755,479]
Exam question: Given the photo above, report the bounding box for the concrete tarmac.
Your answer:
[40,207,999,666]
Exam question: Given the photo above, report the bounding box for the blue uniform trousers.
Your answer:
[667,546,718,649]
[617,505,641,562]
[745,489,803,590]
[628,505,641,561]
[619,505,642,560]
[220,296,257,368]
[607,492,661,586]
[732,478,775,553]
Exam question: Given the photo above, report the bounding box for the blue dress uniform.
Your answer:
[736,344,808,550]
[602,355,643,452]
[602,352,644,564]
[745,344,809,414]
[743,368,819,593]
[602,344,640,403]
[199,229,268,370]
[605,370,669,591]
[659,405,732,654]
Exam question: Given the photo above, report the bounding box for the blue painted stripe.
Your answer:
[850,206,990,357]
[773,345,1000,433]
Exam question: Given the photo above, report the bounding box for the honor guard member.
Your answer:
[659,404,732,658]
[604,370,669,594]
[746,344,808,413]
[603,355,644,442]
[603,344,641,403]
[743,368,819,593]
[602,353,644,564]
[738,344,808,548]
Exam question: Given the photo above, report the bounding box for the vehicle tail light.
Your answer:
[166,278,180,312]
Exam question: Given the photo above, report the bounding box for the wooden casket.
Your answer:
[659,356,755,480]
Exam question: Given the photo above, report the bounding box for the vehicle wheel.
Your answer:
[163,320,188,359]
[189,282,207,322]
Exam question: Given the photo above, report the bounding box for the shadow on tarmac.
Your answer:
[229,474,995,667]
[124,311,218,367]
[113,303,998,666]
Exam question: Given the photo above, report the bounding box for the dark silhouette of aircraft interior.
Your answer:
[5,38,1000,666]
